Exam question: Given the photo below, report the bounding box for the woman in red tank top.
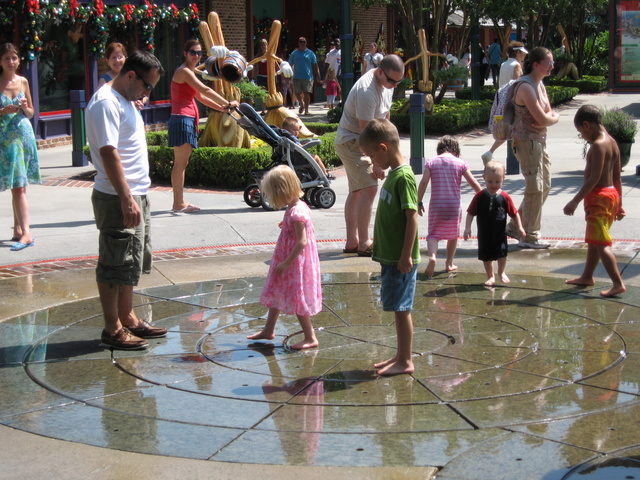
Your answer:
[168,39,238,213]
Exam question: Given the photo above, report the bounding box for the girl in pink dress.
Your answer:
[247,165,321,350]
[323,67,340,109]
[417,136,482,276]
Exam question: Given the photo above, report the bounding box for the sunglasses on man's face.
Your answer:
[135,72,154,92]
[381,68,402,85]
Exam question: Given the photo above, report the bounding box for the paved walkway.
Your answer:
[2,94,640,479]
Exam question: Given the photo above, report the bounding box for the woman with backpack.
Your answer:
[505,46,559,249]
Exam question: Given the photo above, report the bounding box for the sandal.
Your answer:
[357,244,373,257]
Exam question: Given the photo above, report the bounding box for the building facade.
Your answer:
[0,0,390,146]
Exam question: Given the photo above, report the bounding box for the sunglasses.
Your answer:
[188,49,204,56]
[380,68,402,85]
[135,72,154,92]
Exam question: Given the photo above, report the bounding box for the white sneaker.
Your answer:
[518,239,550,249]
[481,151,493,165]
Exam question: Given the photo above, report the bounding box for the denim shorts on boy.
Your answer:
[92,189,152,286]
[380,264,418,312]
[168,114,199,148]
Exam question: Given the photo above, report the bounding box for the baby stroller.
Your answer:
[234,103,336,210]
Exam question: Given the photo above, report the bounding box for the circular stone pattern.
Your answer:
[3,272,640,473]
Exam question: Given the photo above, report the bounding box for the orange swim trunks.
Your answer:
[584,186,619,246]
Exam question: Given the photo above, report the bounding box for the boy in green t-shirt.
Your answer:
[359,119,420,376]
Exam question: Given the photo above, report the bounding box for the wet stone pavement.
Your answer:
[3,271,640,479]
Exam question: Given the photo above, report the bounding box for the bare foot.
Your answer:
[445,264,458,273]
[377,360,415,376]
[246,331,275,341]
[424,259,436,277]
[374,356,397,369]
[484,277,495,287]
[500,273,510,284]
[601,285,626,297]
[290,339,319,350]
[566,277,595,286]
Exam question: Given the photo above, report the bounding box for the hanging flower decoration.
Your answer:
[14,1,201,61]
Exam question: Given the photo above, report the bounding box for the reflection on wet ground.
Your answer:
[2,271,640,478]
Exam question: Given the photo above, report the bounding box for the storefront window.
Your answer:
[38,19,86,113]
[152,21,182,103]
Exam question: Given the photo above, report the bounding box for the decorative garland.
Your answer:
[253,17,289,53]
[17,0,200,61]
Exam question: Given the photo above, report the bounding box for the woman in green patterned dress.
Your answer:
[0,43,40,251]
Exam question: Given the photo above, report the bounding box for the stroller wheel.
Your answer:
[303,188,317,206]
[243,184,262,208]
[261,196,276,211]
[312,186,336,209]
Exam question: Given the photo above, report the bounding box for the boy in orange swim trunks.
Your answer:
[563,105,626,297]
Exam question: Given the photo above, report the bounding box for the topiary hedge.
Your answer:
[85,130,340,190]
[548,75,607,93]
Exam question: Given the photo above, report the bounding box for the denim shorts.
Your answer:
[92,189,152,286]
[168,114,198,148]
[380,264,418,312]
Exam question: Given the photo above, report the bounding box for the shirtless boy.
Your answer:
[563,105,626,297]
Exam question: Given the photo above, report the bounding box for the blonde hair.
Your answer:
[484,160,505,177]
[261,165,303,209]
[326,67,337,80]
[359,118,400,149]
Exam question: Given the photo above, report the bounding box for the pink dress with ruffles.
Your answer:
[260,201,322,316]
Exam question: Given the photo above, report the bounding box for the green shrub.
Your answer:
[327,107,342,123]
[305,122,339,135]
[454,86,497,101]
[307,132,340,167]
[548,76,607,93]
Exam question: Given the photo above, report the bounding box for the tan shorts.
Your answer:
[335,138,378,192]
[293,78,314,94]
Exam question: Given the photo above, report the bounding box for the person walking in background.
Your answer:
[334,54,405,257]
[417,136,482,277]
[0,43,40,251]
[563,105,626,297]
[325,39,341,77]
[168,39,238,213]
[499,42,527,88]
[246,165,321,350]
[481,41,528,165]
[289,37,321,116]
[85,50,167,350]
[363,42,384,73]
[487,38,502,85]
[464,161,525,286]
[359,118,420,377]
[505,47,559,249]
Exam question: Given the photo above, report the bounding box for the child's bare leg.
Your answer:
[566,244,598,286]
[445,238,458,272]
[597,245,626,297]
[497,257,510,283]
[425,237,438,276]
[377,311,415,376]
[247,308,279,340]
[483,260,495,286]
[290,314,319,350]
